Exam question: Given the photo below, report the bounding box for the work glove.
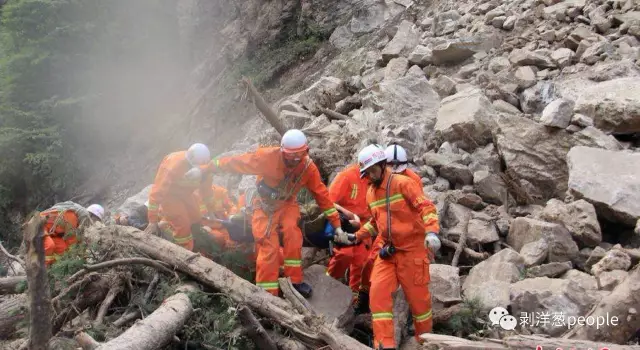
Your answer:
[333,227,355,245]
[184,167,202,182]
[425,232,441,253]
[144,222,160,236]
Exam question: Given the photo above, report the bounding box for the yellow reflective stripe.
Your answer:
[364,222,377,235]
[423,212,438,222]
[283,259,301,267]
[199,205,207,212]
[45,255,56,262]
[256,282,279,290]
[369,194,404,209]
[148,203,159,210]
[324,207,337,216]
[414,310,432,323]
[214,159,220,167]
[173,234,193,244]
[350,184,358,199]
[372,312,393,320]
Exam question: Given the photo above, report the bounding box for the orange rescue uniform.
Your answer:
[195,184,239,249]
[41,202,91,266]
[360,167,425,293]
[208,147,341,296]
[356,170,439,348]
[325,164,371,296]
[148,151,217,251]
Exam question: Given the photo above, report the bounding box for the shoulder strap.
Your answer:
[386,174,394,244]
[280,157,312,200]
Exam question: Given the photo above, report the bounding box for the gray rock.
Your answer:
[538,199,602,248]
[520,239,550,267]
[573,77,640,133]
[463,248,525,310]
[432,40,477,65]
[432,10,461,36]
[567,146,640,225]
[515,66,538,89]
[591,245,632,276]
[469,144,501,174]
[474,171,507,205]
[467,214,500,244]
[405,65,425,79]
[408,45,433,67]
[280,110,312,129]
[540,98,575,128]
[520,81,557,114]
[493,99,521,114]
[430,264,462,311]
[585,246,608,271]
[433,177,451,191]
[580,41,613,65]
[507,217,579,263]
[329,25,354,49]
[508,48,556,68]
[384,57,409,81]
[114,185,152,221]
[503,16,517,30]
[382,20,419,63]
[492,16,507,29]
[435,88,497,152]
[561,269,598,291]
[543,0,587,20]
[510,277,597,336]
[440,163,474,187]
[571,113,594,127]
[597,270,629,291]
[572,127,623,151]
[457,193,485,210]
[587,59,640,82]
[303,264,353,323]
[489,56,511,72]
[431,75,457,98]
[526,261,573,278]
[551,48,576,68]
[295,77,349,116]
[443,203,471,241]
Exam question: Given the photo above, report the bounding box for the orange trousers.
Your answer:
[326,243,369,294]
[370,248,433,348]
[44,234,77,266]
[160,194,201,251]
[251,202,302,296]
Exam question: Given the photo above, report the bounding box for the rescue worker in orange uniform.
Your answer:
[42,202,104,266]
[334,144,441,350]
[145,143,218,251]
[356,144,426,314]
[195,184,239,249]
[325,163,371,303]
[205,129,344,298]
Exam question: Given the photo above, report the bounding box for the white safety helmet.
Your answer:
[86,204,105,221]
[186,143,211,167]
[358,144,387,178]
[385,144,408,173]
[144,200,149,208]
[281,129,309,153]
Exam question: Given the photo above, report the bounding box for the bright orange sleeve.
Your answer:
[328,170,348,204]
[399,177,440,234]
[211,150,268,176]
[302,162,340,229]
[199,172,216,215]
[148,156,176,223]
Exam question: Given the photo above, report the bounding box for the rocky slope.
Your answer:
[197,0,640,341]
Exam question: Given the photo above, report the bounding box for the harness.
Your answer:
[385,174,395,244]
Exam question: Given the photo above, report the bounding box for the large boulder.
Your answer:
[510,277,597,337]
[462,249,525,310]
[567,146,640,226]
[507,217,579,263]
[429,264,462,311]
[114,184,152,221]
[381,20,419,63]
[473,171,507,205]
[435,88,497,152]
[431,40,477,65]
[492,114,616,200]
[303,264,353,323]
[591,245,632,277]
[538,199,602,248]
[293,77,349,116]
[561,269,598,292]
[467,212,500,245]
[362,74,440,157]
[573,77,640,133]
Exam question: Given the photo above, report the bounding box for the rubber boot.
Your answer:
[406,310,415,336]
[292,282,313,298]
[354,290,370,315]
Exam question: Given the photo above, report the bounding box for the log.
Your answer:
[84,225,369,350]
[441,238,489,260]
[112,272,160,327]
[68,257,177,283]
[241,77,286,136]
[95,284,197,350]
[23,213,51,350]
[420,333,640,349]
[94,276,125,325]
[0,294,28,339]
[52,275,111,334]
[562,262,640,343]
[319,108,349,121]
[237,304,278,350]
[267,331,309,350]
[0,276,26,295]
[0,241,25,268]
[451,215,469,267]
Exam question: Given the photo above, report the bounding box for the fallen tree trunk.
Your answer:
[52,274,112,334]
[95,284,197,350]
[23,214,51,350]
[441,238,489,260]
[0,294,27,338]
[237,304,278,350]
[85,225,369,350]
[562,262,640,343]
[241,77,286,136]
[319,108,349,121]
[0,276,26,295]
[419,333,640,349]
[267,331,308,350]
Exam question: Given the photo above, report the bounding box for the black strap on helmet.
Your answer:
[391,144,408,165]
